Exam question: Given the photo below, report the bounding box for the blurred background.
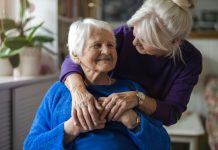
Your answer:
[1,0,218,150]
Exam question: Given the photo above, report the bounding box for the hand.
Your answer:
[99,91,139,121]
[71,86,104,130]
[64,117,105,145]
[117,109,140,129]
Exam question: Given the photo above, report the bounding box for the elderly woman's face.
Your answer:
[79,28,117,73]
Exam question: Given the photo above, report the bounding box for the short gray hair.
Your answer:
[127,0,196,59]
[68,18,114,57]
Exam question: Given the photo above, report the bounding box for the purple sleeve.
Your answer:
[151,50,202,126]
[59,55,84,82]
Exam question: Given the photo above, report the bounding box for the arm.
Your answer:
[151,48,202,126]
[24,85,69,150]
[127,111,171,150]
[59,55,84,82]
[117,109,140,129]
[24,83,105,150]
[59,56,103,130]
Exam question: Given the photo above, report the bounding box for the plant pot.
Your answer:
[0,58,13,76]
[19,47,41,76]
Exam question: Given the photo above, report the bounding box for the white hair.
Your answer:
[127,0,196,59]
[68,18,114,58]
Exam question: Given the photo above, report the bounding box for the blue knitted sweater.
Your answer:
[24,80,170,150]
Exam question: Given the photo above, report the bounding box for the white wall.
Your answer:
[0,0,5,17]
[4,0,19,19]
[30,0,59,68]
[187,39,218,117]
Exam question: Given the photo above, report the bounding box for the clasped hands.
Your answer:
[64,90,140,138]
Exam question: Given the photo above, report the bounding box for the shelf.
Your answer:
[189,31,218,39]
[58,16,77,24]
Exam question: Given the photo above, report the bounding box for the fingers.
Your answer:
[94,100,102,112]
[112,101,127,121]
[81,106,94,130]
[100,97,116,120]
[77,108,88,130]
[94,123,105,130]
[72,109,79,125]
[88,103,99,126]
[107,100,122,121]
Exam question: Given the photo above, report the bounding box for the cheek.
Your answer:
[112,50,117,64]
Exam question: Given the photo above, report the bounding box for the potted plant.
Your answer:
[0,0,55,76]
[0,19,21,75]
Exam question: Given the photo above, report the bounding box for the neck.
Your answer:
[82,67,112,85]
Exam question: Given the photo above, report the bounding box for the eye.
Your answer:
[93,43,102,49]
[107,43,115,48]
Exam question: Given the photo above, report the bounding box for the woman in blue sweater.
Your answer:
[24,18,170,150]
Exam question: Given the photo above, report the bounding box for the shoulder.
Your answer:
[113,25,134,41]
[43,81,69,104]
[113,25,133,35]
[113,25,134,50]
[179,40,203,75]
[180,40,202,62]
[47,81,67,94]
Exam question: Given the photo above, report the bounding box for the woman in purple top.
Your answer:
[60,0,202,129]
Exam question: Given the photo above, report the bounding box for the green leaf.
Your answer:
[0,47,22,58]
[33,35,54,43]
[0,19,17,33]
[23,16,34,27]
[20,0,30,20]
[41,26,53,34]
[27,22,44,41]
[5,37,31,49]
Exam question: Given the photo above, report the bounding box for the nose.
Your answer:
[101,45,110,54]
[133,37,139,46]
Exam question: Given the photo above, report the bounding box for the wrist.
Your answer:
[135,91,146,107]
[131,115,141,132]
[64,120,80,137]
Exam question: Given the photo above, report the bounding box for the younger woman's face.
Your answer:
[132,26,169,56]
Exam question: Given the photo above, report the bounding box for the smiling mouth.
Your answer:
[97,57,112,61]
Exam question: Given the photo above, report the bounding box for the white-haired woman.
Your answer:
[24,18,170,150]
[60,0,202,130]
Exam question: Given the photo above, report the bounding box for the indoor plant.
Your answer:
[0,0,54,76]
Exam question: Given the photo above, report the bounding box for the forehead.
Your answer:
[88,28,114,40]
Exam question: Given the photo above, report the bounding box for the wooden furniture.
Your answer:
[0,74,58,150]
[164,113,205,150]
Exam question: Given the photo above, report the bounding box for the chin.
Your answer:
[98,66,114,73]
[136,48,150,55]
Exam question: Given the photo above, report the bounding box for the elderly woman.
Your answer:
[24,19,170,150]
[60,0,202,129]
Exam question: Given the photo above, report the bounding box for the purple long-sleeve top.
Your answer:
[60,25,202,126]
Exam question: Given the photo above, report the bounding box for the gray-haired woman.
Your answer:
[24,18,170,150]
[60,0,202,130]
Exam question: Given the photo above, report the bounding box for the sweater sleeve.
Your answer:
[23,84,67,150]
[152,44,203,126]
[127,112,171,150]
[59,55,84,82]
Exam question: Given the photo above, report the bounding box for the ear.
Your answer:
[171,38,181,46]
